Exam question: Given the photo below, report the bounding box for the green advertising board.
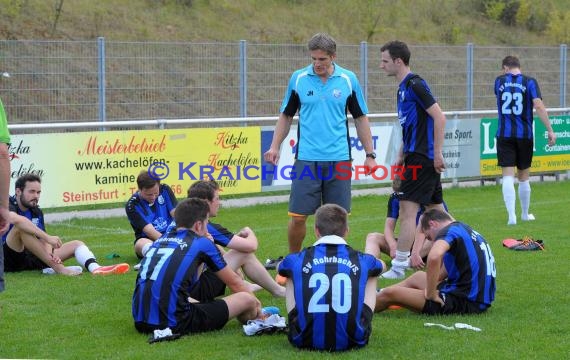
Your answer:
[480,115,570,176]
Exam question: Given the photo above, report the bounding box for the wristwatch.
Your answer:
[365,152,376,159]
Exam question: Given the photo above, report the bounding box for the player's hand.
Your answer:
[254,299,263,319]
[410,253,425,270]
[45,235,62,248]
[434,152,446,173]
[425,289,444,306]
[236,227,252,238]
[49,250,62,264]
[263,148,280,166]
[363,157,377,175]
[547,130,556,146]
[385,238,397,259]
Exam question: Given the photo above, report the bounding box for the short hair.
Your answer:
[420,208,453,232]
[502,55,520,69]
[380,40,411,66]
[187,180,220,201]
[136,170,159,190]
[308,33,337,56]
[15,174,41,191]
[314,204,348,237]
[174,198,209,229]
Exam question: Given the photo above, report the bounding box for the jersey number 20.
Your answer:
[308,273,352,314]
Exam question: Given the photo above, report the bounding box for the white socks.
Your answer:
[75,244,100,272]
[518,180,532,220]
[142,243,152,257]
[394,250,409,265]
[503,177,535,224]
[502,176,516,225]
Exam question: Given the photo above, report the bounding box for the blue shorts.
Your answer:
[288,160,351,216]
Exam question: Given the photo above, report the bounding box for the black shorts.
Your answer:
[3,243,47,272]
[422,292,487,315]
[399,153,443,205]
[496,137,534,170]
[287,304,374,351]
[288,160,351,215]
[189,270,226,301]
[135,298,229,336]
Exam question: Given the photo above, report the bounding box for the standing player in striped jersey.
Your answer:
[379,40,447,279]
[375,209,496,315]
[494,56,556,225]
[132,198,262,336]
[278,204,385,351]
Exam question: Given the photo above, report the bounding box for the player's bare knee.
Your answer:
[290,215,307,226]
[379,286,399,301]
[232,292,259,315]
[366,232,382,241]
[375,291,390,310]
[65,240,85,250]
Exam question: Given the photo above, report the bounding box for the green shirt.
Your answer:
[0,98,10,144]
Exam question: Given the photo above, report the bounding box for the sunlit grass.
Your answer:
[1,180,569,359]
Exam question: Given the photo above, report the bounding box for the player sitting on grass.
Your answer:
[375,209,496,315]
[278,204,385,351]
[365,178,449,273]
[132,198,262,337]
[125,170,177,263]
[179,180,285,297]
[2,174,129,276]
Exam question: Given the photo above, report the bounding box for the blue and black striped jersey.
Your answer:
[494,73,541,139]
[125,184,177,239]
[278,235,383,351]
[165,220,235,248]
[436,222,496,309]
[2,195,45,244]
[132,228,227,331]
[397,73,437,159]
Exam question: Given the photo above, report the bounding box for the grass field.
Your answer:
[1,180,569,359]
